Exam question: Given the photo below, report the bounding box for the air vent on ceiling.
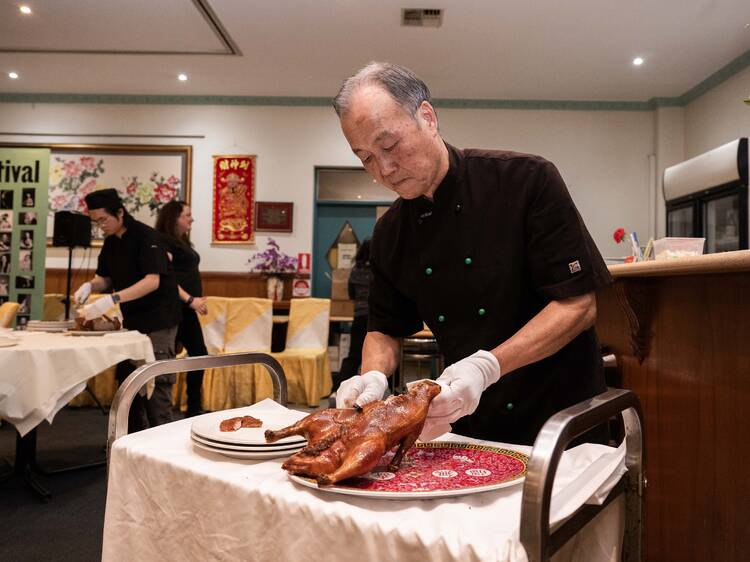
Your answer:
[401,8,443,28]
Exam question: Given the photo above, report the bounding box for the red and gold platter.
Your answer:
[288,441,528,500]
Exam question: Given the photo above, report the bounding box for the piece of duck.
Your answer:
[265,380,440,485]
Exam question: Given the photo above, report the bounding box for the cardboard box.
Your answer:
[331,268,350,300]
[330,299,354,318]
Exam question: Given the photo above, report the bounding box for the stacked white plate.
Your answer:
[26,320,75,332]
[190,410,307,460]
[0,334,19,347]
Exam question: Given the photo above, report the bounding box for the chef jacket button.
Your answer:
[437,314,446,323]
[464,257,472,266]
[478,308,486,316]
[425,267,433,276]
[455,203,462,213]
[506,402,514,411]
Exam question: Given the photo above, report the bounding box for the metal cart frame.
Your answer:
[107,355,643,561]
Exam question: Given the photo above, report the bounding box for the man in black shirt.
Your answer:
[332,63,611,445]
[75,189,181,432]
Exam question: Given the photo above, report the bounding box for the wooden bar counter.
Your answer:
[596,250,750,562]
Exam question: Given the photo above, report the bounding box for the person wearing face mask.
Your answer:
[156,199,209,417]
[332,62,611,446]
[74,188,181,431]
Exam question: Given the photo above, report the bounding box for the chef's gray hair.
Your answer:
[333,62,432,119]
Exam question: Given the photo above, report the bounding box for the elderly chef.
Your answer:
[332,62,612,445]
[74,188,182,431]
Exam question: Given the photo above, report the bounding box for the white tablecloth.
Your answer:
[103,399,627,562]
[0,330,155,436]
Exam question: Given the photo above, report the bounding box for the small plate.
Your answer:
[67,329,128,336]
[0,339,18,348]
[191,431,305,451]
[191,408,308,446]
[192,439,303,460]
[288,441,528,500]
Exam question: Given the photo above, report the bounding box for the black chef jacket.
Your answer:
[161,235,203,299]
[96,215,181,333]
[368,143,612,445]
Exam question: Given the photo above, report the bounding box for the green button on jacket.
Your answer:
[425,267,433,275]
[438,314,445,323]
[464,257,472,265]
[506,402,514,411]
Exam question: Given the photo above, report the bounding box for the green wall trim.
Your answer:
[1,47,748,110]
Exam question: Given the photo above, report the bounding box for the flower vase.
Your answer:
[266,275,284,301]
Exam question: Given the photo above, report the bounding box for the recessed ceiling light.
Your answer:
[19,5,32,14]
[178,73,188,81]
[8,72,19,80]
[633,57,644,66]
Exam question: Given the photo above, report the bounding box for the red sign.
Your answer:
[211,155,255,244]
[297,252,311,273]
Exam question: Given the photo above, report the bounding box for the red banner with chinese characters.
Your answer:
[212,155,256,244]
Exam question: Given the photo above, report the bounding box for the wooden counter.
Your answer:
[596,250,750,562]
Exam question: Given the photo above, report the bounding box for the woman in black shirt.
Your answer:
[156,200,209,417]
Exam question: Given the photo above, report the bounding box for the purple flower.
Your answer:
[248,238,297,274]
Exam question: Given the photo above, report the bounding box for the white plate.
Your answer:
[191,432,306,451]
[66,329,128,336]
[0,339,18,348]
[192,439,303,460]
[191,409,308,446]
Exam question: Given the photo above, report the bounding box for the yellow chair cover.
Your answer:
[268,298,332,407]
[0,301,20,328]
[43,293,66,321]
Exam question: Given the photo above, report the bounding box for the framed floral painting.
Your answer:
[47,144,192,244]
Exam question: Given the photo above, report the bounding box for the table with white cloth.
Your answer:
[104,399,627,562]
[0,330,155,497]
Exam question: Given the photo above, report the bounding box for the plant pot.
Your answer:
[266,275,284,301]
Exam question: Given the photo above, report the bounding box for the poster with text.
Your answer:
[211,155,255,244]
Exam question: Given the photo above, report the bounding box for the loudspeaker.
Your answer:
[53,211,91,248]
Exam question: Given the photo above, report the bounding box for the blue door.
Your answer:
[313,204,377,297]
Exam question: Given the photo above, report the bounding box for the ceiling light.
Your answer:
[178,73,188,81]
[19,5,32,14]
[632,57,644,66]
[8,72,19,80]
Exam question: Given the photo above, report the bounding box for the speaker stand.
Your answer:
[64,245,73,320]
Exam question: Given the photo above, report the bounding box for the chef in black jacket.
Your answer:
[332,62,611,445]
[75,188,182,432]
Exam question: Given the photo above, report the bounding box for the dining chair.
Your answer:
[0,301,20,328]
[271,298,332,407]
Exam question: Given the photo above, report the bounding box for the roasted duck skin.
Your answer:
[219,415,263,432]
[265,380,441,485]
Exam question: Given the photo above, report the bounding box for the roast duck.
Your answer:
[265,380,441,485]
[74,314,121,331]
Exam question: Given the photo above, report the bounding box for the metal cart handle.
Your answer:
[106,353,287,466]
[520,388,645,562]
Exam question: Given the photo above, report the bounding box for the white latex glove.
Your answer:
[335,370,388,409]
[82,294,115,321]
[420,350,502,441]
[74,282,92,304]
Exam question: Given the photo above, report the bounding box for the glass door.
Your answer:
[703,192,742,253]
[667,203,695,237]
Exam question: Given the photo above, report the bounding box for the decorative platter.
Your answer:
[66,329,129,336]
[288,441,528,500]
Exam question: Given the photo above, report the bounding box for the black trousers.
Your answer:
[334,315,368,391]
[115,325,178,433]
[176,306,209,413]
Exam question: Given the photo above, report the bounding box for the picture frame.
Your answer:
[255,201,293,233]
[0,143,194,245]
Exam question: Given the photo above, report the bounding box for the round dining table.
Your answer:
[0,329,154,499]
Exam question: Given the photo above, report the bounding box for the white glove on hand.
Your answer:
[74,282,92,305]
[335,370,388,409]
[420,350,501,440]
[82,294,114,321]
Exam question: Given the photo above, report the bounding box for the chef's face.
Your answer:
[340,85,445,200]
[176,205,194,236]
[89,208,124,236]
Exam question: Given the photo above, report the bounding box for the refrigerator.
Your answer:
[663,138,748,253]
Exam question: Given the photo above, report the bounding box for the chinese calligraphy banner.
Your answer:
[212,155,255,244]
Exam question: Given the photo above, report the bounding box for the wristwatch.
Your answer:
[112,293,121,304]
[186,295,195,305]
